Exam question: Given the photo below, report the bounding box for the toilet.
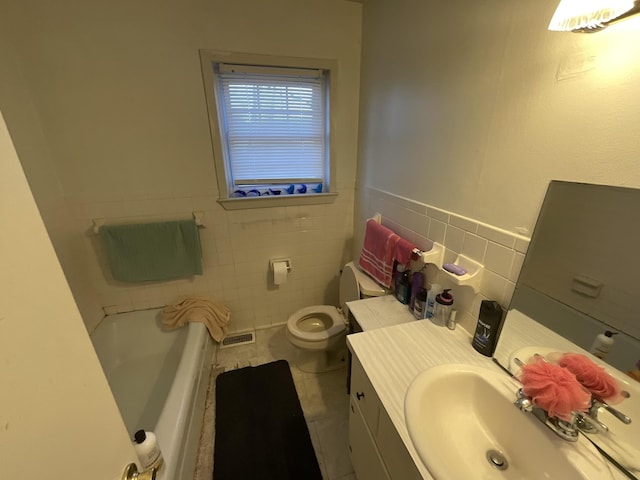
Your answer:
[286,261,386,373]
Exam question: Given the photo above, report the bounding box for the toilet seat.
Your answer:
[286,305,345,342]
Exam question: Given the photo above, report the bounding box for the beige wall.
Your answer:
[1,0,362,332]
[355,0,640,332]
[0,110,136,480]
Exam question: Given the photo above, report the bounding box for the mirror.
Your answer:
[497,180,640,478]
[507,180,640,374]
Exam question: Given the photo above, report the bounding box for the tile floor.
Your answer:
[193,325,356,480]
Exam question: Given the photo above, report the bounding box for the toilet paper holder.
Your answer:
[269,258,292,273]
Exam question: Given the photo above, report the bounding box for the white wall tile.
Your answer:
[514,236,530,254]
[450,214,478,233]
[509,252,526,283]
[462,233,487,263]
[484,242,515,278]
[444,225,464,253]
[427,207,450,223]
[428,219,447,243]
[480,270,509,307]
[477,224,516,248]
[357,187,534,335]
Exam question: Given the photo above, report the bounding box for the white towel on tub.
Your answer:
[161,296,231,342]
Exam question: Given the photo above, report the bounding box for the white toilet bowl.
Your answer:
[286,305,346,351]
[285,262,385,373]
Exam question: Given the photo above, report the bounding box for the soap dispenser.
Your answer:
[433,289,454,327]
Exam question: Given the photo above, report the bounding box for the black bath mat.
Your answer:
[213,359,322,480]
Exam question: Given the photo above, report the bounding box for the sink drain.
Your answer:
[486,449,509,471]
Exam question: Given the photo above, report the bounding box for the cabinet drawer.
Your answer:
[350,355,381,435]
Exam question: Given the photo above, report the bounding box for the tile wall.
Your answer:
[71,185,355,334]
[354,187,531,335]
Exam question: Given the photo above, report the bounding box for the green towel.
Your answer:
[99,219,203,282]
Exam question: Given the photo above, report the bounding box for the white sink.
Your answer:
[511,346,640,474]
[404,364,613,480]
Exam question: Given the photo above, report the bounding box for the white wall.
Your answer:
[1,0,362,333]
[357,0,640,233]
[355,0,640,332]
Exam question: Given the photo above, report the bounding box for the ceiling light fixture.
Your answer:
[548,0,640,32]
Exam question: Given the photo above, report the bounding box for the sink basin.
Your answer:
[404,364,612,479]
[511,346,640,474]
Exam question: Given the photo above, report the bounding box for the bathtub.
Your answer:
[91,308,213,480]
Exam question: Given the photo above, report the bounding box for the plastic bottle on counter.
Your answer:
[589,331,618,360]
[409,268,425,313]
[395,265,411,305]
[425,283,441,319]
[433,289,454,327]
[413,288,428,319]
[447,310,458,330]
[133,430,164,472]
[471,300,505,357]
[393,263,404,297]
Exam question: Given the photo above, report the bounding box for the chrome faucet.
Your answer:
[495,356,633,442]
[514,388,580,442]
[578,397,632,434]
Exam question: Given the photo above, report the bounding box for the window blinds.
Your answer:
[216,64,327,186]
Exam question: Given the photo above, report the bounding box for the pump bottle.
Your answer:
[133,430,164,472]
[433,289,454,327]
[589,331,618,360]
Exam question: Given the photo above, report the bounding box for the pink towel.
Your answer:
[359,219,399,288]
[395,237,418,266]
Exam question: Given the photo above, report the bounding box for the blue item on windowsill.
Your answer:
[297,184,307,194]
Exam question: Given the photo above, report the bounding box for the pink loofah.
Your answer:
[520,358,591,421]
[557,353,624,404]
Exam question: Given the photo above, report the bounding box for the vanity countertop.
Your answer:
[346,294,417,331]
[347,302,626,480]
[347,304,498,480]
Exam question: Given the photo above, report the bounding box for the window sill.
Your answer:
[217,192,338,210]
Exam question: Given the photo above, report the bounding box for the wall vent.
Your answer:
[220,331,255,348]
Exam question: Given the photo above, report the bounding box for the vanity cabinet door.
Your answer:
[377,407,423,480]
[349,397,391,480]
[350,355,381,434]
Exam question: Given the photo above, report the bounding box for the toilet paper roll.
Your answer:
[273,261,288,285]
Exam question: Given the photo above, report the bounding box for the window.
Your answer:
[200,52,337,209]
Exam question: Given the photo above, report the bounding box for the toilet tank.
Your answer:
[340,262,386,314]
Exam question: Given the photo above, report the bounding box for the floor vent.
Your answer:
[220,332,255,348]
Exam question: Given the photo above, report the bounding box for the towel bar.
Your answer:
[92,211,206,234]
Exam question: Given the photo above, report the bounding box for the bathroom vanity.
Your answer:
[346,296,632,480]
